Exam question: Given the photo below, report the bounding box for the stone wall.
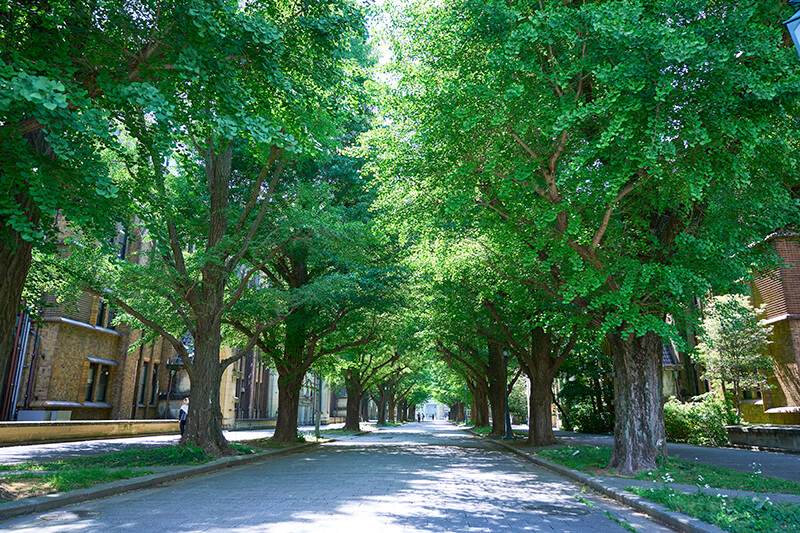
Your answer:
[0,420,178,446]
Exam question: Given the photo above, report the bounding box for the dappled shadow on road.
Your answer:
[6,423,660,533]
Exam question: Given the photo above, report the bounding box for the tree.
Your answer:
[64,0,367,455]
[695,294,774,416]
[0,2,128,408]
[376,0,800,474]
[336,343,398,431]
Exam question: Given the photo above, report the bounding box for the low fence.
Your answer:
[725,425,800,453]
[0,420,178,447]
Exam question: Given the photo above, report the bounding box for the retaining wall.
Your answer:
[0,420,178,447]
[725,424,800,453]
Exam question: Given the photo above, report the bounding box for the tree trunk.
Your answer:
[0,230,34,414]
[608,328,667,476]
[344,376,363,431]
[182,327,230,456]
[0,129,48,411]
[376,387,387,425]
[470,383,490,427]
[387,395,396,423]
[271,303,308,442]
[528,376,556,446]
[487,342,507,437]
[273,370,304,442]
[517,326,574,446]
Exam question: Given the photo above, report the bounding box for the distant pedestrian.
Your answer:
[179,397,189,437]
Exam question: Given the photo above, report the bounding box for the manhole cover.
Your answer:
[523,504,590,517]
[39,510,101,521]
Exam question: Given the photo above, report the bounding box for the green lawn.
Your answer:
[534,445,800,495]
[0,445,256,502]
[628,487,800,533]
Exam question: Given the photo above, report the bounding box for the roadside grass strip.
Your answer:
[1,467,152,501]
[0,445,232,502]
[628,487,800,533]
[535,445,800,495]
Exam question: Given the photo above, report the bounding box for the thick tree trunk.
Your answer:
[344,376,363,431]
[528,377,556,446]
[0,130,47,410]
[487,343,507,437]
[0,231,34,412]
[518,326,574,446]
[470,383,490,427]
[182,327,230,456]
[387,395,396,423]
[376,387,387,425]
[271,303,308,442]
[273,370,304,442]
[608,328,667,476]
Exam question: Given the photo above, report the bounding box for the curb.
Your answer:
[491,439,727,533]
[0,441,320,522]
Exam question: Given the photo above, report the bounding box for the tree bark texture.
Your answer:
[0,129,47,410]
[608,328,667,476]
[376,386,387,425]
[271,309,308,442]
[516,326,575,446]
[487,342,507,437]
[343,374,363,431]
[273,370,304,442]
[182,332,229,456]
[469,383,490,427]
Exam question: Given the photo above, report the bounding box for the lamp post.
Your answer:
[785,1,800,59]
[502,347,513,440]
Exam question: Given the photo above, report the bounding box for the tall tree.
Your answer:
[66,0,367,455]
[376,0,800,474]
[0,1,126,407]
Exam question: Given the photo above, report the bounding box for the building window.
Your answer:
[150,364,159,406]
[96,300,107,327]
[96,365,110,402]
[86,363,111,403]
[139,362,149,404]
[85,364,97,402]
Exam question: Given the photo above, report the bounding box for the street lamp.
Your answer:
[785,1,800,59]
[502,347,513,440]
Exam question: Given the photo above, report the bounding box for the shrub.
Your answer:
[664,392,741,447]
[570,402,615,434]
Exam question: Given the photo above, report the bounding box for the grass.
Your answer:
[628,487,800,533]
[3,467,152,496]
[0,445,249,502]
[604,510,637,532]
[319,428,370,436]
[534,445,800,495]
[0,445,214,472]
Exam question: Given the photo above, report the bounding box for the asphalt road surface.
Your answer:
[2,421,676,532]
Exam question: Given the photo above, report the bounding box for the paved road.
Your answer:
[553,430,800,483]
[1,421,674,532]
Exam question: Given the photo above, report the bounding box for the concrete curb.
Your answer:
[0,441,320,522]
[491,439,727,533]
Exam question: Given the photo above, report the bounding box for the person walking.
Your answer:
[179,397,189,437]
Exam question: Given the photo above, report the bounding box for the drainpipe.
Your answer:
[22,329,40,410]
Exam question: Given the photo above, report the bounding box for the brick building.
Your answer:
[750,236,800,424]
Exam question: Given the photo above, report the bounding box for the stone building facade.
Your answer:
[750,236,800,423]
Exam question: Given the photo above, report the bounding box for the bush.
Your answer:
[664,392,741,447]
[570,403,615,434]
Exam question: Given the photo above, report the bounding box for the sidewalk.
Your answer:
[491,429,800,533]
[0,423,346,465]
[552,429,800,483]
